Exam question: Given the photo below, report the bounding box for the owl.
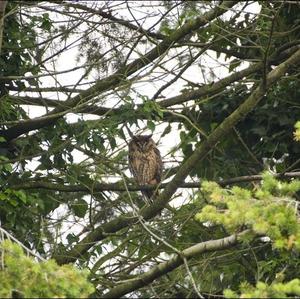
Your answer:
[128,135,163,202]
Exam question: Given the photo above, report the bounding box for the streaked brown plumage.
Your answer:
[128,135,163,201]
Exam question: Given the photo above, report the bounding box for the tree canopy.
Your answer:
[0,1,300,297]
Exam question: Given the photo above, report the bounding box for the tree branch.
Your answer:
[0,0,7,56]
[102,230,251,298]
[59,1,166,40]
[8,86,84,93]
[10,57,259,113]
[52,47,300,265]
[0,1,236,142]
[11,172,300,192]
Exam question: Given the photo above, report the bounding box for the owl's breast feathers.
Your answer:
[128,139,162,188]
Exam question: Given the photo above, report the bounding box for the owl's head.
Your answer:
[130,134,155,151]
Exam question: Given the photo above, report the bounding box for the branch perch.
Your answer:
[52,48,300,265]
[12,172,300,192]
[102,230,251,298]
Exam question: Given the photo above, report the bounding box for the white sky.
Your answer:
[14,1,261,247]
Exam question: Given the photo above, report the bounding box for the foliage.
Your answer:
[196,173,300,250]
[294,121,300,141]
[195,173,300,298]
[224,279,300,299]
[0,239,94,298]
[0,1,299,298]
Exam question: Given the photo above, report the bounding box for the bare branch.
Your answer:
[102,230,251,298]
[52,47,300,265]
[0,1,236,141]
[11,172,300,192]
[60,1,166,40]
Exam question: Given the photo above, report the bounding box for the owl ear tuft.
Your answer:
[145,134,153,139]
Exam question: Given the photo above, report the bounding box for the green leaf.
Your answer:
[147,120,155,132]
[108,136,117,150]
[72,199,88,218]
[4,163,12,172]
[67,233,80,245]
[229,59,242,72]
[161,124,171,137]
[26,77,39,87]
[40,13,52,31]
[15,190,27,203]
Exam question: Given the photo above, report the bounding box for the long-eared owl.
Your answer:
[128,135,163,201]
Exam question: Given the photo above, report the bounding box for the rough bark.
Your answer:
[103,230,251,298]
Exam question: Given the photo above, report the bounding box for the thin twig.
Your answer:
[0,226,46,262]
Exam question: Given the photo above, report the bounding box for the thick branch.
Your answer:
[8,86,84,93]
[52,48,300,265]
[102,230,251,298]
[12,172,300,192]
[142,48,300,215]
[159,62,261,108]
[9,95,118,116]
[159,45,300,108]
[10,58,259,112]
[0,1,236,141]
[10,45,299,120]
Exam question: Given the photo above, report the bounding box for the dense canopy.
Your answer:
[0,1,300,297]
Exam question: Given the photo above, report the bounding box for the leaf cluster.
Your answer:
[0,240,95,298]
[196,173,300,250]
[294,121,300,141]
[224,279,300,298]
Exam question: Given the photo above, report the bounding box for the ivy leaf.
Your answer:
[161,124,171,137]
[15,190,27,204]
[26,77,39,87]
[147,120,155,132]
[108,136,117,150]
[72,199,88,218]
[40,13,52,31]
[67,233,80,245]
